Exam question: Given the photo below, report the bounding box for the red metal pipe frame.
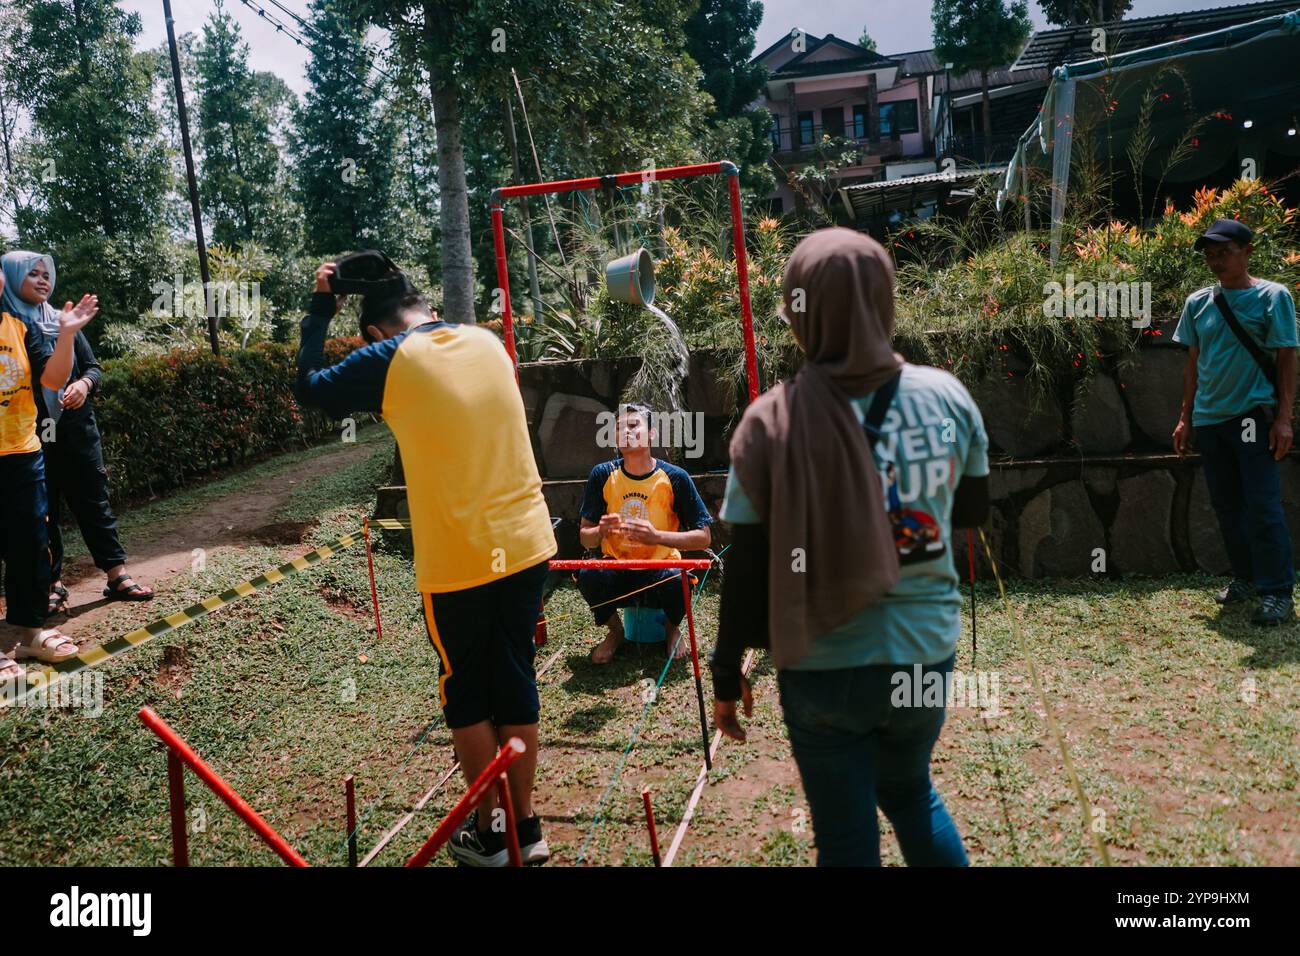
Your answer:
[405,737,526,868]
[138,707,310,867]
[548,559,712,571]
[492,161,758,405]
[680,571,712,771]
[549,557,714,767]
[496,162,725,200]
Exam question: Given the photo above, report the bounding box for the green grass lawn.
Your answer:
[2,430,1296,866]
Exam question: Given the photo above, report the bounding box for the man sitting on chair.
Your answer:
[577,403,712,664]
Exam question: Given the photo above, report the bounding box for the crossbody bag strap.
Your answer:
[861,369,902,449]
[1214,288,1277,391]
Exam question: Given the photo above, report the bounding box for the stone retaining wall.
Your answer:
[376,324,1300,578]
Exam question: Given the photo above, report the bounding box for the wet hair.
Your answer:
[360,292,432,342]
[618,402,654,425]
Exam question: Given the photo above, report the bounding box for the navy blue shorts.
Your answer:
[422,559,548,729]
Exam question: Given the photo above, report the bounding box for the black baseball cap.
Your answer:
[1194,218,1254,250]
[329,249,413,297]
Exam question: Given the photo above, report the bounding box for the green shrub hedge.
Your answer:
[96,337,365,500]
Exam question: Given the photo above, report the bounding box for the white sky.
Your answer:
[119,0,1276,98]
[752,0,1273,54]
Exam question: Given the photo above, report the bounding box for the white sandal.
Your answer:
[14,629,79,663]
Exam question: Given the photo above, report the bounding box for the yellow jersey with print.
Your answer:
[0,311,45,457]
[579,458,713,561]
[295,304,556,593]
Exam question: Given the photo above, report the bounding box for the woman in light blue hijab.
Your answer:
[0,251,153,614]
[1,253,64,417]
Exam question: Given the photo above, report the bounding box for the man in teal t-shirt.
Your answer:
[1172,218,1297,625]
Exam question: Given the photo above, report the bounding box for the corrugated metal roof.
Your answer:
[1011,0,1300,71]
[839,165,1004,218]
[841,166,1003,193]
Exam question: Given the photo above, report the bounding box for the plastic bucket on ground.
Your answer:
[622,606,667,644]
[605,247,655,306]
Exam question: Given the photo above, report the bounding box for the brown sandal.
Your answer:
[47,584,69,616]
[104,574,153,602]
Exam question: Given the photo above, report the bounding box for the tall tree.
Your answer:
[383,72,440,282]
[933,0,1032,142]
[684,0,773,194]
[6,0,172,332]
[0,3,26,234]
[1038,0,1132,26]
[291,0,396,256]
[193,0,290,247]
[858,29,879,52]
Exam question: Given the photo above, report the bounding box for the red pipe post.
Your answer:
[138,707,310,867]
[490,202,518,375]
[728,171,760,405]
[966,529,978,664]
[534,603,548,647]
[405,738,527,868]
[345,774,358,868]
[641,787,661,867]
[166,749,189,868]
[680,572,712,771]
[497,774,523,868]
[363,518,384,643]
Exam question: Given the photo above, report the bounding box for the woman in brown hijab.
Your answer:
[711,228,991,866]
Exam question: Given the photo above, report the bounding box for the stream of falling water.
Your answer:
[646,302,690,379]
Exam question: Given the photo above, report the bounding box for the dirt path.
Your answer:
[52,440,378,641]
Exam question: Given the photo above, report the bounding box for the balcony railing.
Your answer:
[769,124,910,162]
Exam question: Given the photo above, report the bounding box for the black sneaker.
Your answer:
[1251,594,1294,627]
[1215,579,1256,605]
[516,814,550,866]
[447,810,509,867]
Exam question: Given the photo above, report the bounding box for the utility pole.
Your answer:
[163,0,219,356]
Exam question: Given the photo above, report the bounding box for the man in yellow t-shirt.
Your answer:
[295,256,556,867]
[578,404,713,664]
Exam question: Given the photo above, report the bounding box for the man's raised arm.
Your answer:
[295,262,388,420]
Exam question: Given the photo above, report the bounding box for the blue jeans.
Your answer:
[1196,409,1295,596]
[777,654,968,867]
